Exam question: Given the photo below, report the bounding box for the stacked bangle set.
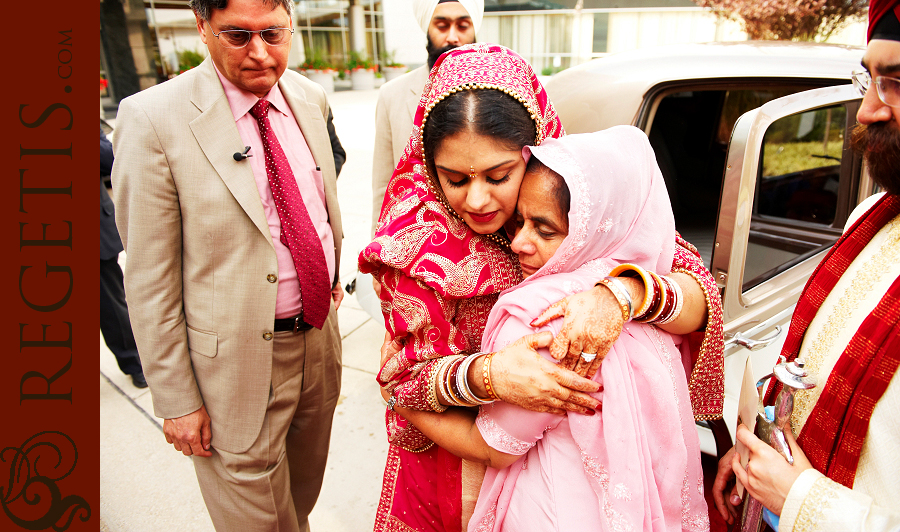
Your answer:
[600,263,684,325]
[428,352,498,411]
[398,264,681,414]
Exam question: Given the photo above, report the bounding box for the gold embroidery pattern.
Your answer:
[375,446,402,532]
[791,215,900,435]
[792,476,838,532]
[420,44,563,146]
[385,516,419,532]
[675,253,726,421]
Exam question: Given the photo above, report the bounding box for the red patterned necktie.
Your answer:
[249,98,331,329]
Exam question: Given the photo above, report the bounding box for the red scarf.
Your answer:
[766,194,900,488]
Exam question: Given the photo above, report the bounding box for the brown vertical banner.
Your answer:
[2,2,99,530]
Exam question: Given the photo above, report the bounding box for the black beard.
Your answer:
[850,122,900,196]
[426,35,461,70]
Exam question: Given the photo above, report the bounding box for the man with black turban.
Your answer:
[712,1,900,529]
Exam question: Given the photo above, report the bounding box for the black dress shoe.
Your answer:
[131,372,148,389]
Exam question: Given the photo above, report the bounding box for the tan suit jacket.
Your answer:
[371,65,429,235]
[113,58,343,453]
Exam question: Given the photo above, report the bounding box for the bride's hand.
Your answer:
[379,331,404,370]
[531,284,625,379]
[488,332,602,416]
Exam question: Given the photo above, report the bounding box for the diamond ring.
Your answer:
[580,352,597,363]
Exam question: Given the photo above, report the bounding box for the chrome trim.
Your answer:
[726,326,783,351]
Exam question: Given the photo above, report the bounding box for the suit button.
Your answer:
[267,274,277,283]
[263,332,273,341]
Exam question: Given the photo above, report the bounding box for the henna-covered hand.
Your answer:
[379,331,404,371]
[488,332,602,415]
[531,283,626,379]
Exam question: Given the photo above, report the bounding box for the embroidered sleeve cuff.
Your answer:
[779,468,823,531]
[475,409,534,455]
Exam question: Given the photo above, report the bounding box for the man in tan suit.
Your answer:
[112,1,342,530]
[370,0,483,236]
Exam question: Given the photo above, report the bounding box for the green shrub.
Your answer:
[178,49,205,73]
[345,50,375,71]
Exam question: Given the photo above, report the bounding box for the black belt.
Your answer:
[274,314,314,333]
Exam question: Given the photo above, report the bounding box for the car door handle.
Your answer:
[726,326,783,352]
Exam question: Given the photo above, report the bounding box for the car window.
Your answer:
[743,103,850,291]
[715,88,798,145]
[645,82,844,268]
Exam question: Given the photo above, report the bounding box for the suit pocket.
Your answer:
[186,325,218,358]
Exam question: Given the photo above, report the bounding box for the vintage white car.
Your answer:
[545,41,873,456]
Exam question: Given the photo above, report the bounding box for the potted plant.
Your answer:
[299,52,337,93]
[345,50,376,90]
[178,49,205,75]
[381,50,407,82]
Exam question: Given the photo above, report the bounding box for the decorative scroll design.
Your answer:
[1,431,91,530]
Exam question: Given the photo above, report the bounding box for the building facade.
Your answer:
[116,0,867,85]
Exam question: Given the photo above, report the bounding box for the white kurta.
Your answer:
[779,193,900,532]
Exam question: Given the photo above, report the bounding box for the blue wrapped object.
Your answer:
[761,405,781,530]
[763,508,780,530]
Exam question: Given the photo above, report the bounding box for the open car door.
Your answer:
[699,84,875,455]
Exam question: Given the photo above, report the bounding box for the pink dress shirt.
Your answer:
[215,67,336,319]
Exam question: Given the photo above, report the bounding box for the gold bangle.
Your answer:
[481,353,500,401]
[426,361,449,413]
[610,263,654,317]
[437,355,464,406]
[597,277,632,323]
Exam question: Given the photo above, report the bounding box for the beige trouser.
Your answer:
[193,309,342,532]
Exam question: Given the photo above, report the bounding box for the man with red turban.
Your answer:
[712,1,900,530]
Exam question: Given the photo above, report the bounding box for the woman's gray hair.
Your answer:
[189,0,294,21]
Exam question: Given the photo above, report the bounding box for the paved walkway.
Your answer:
[100,88,390,531]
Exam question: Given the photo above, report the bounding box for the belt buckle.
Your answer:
[293,316,301,334]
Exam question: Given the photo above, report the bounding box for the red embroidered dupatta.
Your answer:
[765,194,900,488]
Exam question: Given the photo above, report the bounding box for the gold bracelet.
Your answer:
[609,263,653,317]
[436,355,464,406]
[481,353,500,401]
[597,277,632,323]
[426,361,449,413]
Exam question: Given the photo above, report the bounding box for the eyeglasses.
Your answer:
[208,24,294,49]
[852,69,900,108]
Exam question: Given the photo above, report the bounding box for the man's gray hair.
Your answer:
[189,0,294,21]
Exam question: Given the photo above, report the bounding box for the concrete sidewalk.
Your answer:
[100,88,390,531]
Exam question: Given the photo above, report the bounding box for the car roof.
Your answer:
[545,41,866,133]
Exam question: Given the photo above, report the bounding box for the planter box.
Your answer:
[382,66,408,83]
[350,68,376,90]
[304,69,335,93]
